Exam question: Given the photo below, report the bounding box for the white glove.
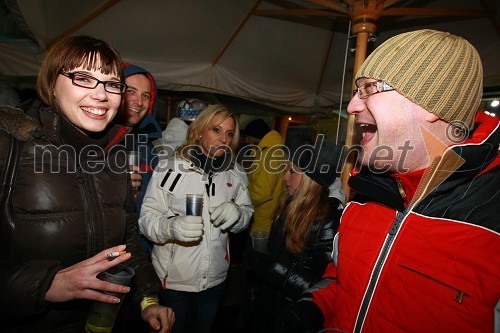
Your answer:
[209,202,241,231]
[165,216,203,242]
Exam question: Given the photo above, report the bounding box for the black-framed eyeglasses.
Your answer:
[353,80,394,99]
[60,70,127,94]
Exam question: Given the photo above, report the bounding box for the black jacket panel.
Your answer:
[245,198,341,332]
[0,101,160,332]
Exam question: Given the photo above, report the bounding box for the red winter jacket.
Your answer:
[312,112,500,333]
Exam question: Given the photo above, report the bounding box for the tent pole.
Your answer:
[340,31,368,199]
[335,20,352,146]
[341,0,382,200]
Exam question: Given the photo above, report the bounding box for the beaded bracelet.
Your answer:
[140,295,159,312]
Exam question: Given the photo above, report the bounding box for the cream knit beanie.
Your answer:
[356,29,483,130]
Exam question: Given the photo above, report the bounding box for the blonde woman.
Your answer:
[245,139,342,333]
[139,104,253,333]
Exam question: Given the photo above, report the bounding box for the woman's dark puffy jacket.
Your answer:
[245,197,342,333]
[0,100,161,332]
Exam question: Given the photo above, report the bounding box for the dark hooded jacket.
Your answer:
[121,63,162,139]
[116,63,163,214]
[0,101,161,332]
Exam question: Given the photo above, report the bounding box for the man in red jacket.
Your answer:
[277,29,500,333]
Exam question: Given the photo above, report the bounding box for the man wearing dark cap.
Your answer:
[242,119,287,234]
[277,29,499,333]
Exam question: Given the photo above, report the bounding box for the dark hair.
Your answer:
[37,35,124,107]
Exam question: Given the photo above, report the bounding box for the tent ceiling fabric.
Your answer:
[1,0,499,113]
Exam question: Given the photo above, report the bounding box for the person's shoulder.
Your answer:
[309,200,340,243]
[165,117,188,130]
[232,161,248,176]
[155,154,183,171]
[324,198,343,223]
[228,162,249,187]
[0,105,41,142]
[0,128,11,162]
[259,130,284,147]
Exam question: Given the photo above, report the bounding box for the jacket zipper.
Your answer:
[353,209,408,332]
[354,157,441,332]
[394,173,406,200]
[77,165,101,256]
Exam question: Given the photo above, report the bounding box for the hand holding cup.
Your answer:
[127,151,141,191]
[85,264,135,333]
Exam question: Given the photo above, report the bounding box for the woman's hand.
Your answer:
[209,202,242,231]
[45,245,132,303]
[141,304,175,333]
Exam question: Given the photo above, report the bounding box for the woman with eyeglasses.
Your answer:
[0,36,174,332]
[244,139,343,333]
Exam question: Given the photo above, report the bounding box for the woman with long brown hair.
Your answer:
[245,138,343,333]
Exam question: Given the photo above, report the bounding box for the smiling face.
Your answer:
[199,116,235,158]
[121,73,151,130]
[53,64,122,134]
[347,78,435,172]
[283,162,303,196]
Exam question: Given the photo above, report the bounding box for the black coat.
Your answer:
[0,101,161,332]
[245,197,341,333]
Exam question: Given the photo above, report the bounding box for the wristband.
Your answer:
[140,295,159,312]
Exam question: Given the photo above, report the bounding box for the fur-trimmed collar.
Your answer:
[0,105,42,141]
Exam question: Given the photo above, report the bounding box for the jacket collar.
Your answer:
[349,112,499,211]
[16,99,124,155]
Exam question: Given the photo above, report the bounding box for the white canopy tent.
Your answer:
[1,0,499,115]
[1,0,499,194]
